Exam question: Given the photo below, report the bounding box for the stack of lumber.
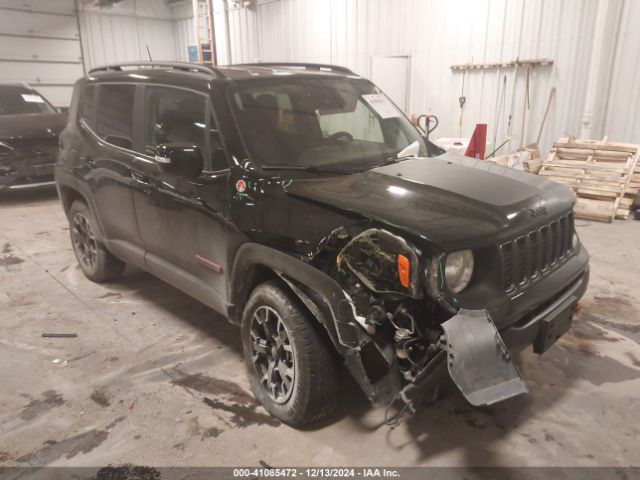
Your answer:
[539,136,640,222]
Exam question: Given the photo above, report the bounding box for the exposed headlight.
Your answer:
[444,250,474,294]
[572,232,579,250]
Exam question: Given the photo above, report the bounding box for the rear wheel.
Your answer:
[242,281,339,427]
[68,200,125,282]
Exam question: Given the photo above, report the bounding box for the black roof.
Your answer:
[87,62,359,82]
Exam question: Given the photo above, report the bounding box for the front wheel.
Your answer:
[241,281,339,427]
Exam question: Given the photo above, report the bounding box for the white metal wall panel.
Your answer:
[0,0,81,106]
[78,0,177,71]
[603,0,640,143]
[224,0,603,153]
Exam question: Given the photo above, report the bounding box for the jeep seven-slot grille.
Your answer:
[500,212,574,292]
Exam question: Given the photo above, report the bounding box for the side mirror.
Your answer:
[155,144,203,178]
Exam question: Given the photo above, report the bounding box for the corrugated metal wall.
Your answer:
[603,0,640,144]
[0,0,181,107]
[1,0,639,145]
[224,0,604,154]
[0,0,83,107]
[78,0,177,70]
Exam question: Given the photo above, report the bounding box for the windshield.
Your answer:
[0,90,57,116]
[230,77,426,170]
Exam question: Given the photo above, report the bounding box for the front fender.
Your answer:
[227,242,401,405]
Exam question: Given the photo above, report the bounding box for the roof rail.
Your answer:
[88,61,224,77]
[232,62,356,75]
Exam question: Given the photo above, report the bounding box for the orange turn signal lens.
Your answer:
[397,254,410,288]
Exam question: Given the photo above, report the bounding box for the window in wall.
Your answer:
[96,84,135,150]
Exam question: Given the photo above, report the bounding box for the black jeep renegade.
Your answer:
[56,62,589,427]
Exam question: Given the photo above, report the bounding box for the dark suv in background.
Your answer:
[55,62,589,427]
[0,84,66,191]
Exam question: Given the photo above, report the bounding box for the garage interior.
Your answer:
[1,0,640,473]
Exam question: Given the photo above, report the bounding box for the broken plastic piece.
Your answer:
[441,309,528,406]
[337,228,421,298]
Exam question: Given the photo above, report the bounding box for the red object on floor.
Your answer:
[464,123,487,159]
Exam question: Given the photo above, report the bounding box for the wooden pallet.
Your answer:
[539,136,640,222]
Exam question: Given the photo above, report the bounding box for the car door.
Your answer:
[131,84,230,311]
[82,83,143,259]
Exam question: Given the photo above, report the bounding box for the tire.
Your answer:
[241,280,339,427]
[68,200,125,283]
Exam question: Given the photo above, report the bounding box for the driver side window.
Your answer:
[143,86,227,171]
[144,87,206,156]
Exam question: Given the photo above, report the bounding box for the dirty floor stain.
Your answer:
[95,464,161,480]
[90,390,110,407]
[0,255,24,267]
[170,370,254,405]
[15,429,109,465]
[201,426,223,439]
[20,390,64,421]
[203,397,280,428]
[105,416,126,430]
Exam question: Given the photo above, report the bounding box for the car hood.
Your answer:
[284,152,575,249]
[0,113,67,142]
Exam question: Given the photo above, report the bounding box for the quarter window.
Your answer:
[96,84,135,150]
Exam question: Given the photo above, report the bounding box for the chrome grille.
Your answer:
[500,212,574,293]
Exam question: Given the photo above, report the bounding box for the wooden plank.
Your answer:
[615,209,630,219]
[555,147,631,160]
[574,198,615,222]
[543,136,639,222]
[554,139,639,153]
[541,162,628,173]
[615,149,640,216]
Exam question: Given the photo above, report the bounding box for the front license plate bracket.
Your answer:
[533,296,576,354]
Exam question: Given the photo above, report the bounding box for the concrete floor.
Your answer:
[0,188,639,468]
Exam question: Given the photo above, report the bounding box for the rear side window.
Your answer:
[96,84,135,150]
[81,84,96,128]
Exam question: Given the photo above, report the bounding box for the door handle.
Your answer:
[131,171,152,193]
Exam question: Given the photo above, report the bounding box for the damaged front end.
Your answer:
[310,226,528,419]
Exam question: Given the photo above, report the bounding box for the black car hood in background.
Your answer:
[285,152,575,250]
[0,113,67,141]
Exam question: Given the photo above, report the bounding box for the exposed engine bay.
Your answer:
[310,226,528,422]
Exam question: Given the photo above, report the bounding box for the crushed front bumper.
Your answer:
[404,266,589,408]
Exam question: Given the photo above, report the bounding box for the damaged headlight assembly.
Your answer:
[443,249,474,294]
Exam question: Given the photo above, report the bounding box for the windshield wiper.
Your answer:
[261,164,353,174]
[380,154,416,165]
[382,141,420,165]
[381,140,421,165]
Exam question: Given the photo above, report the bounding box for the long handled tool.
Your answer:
[492,74,507,152]
[519,65,531,149]
[535,86,556,145]
[522,86,556,172]
[456,69,466,137]
[506,58,520,148]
